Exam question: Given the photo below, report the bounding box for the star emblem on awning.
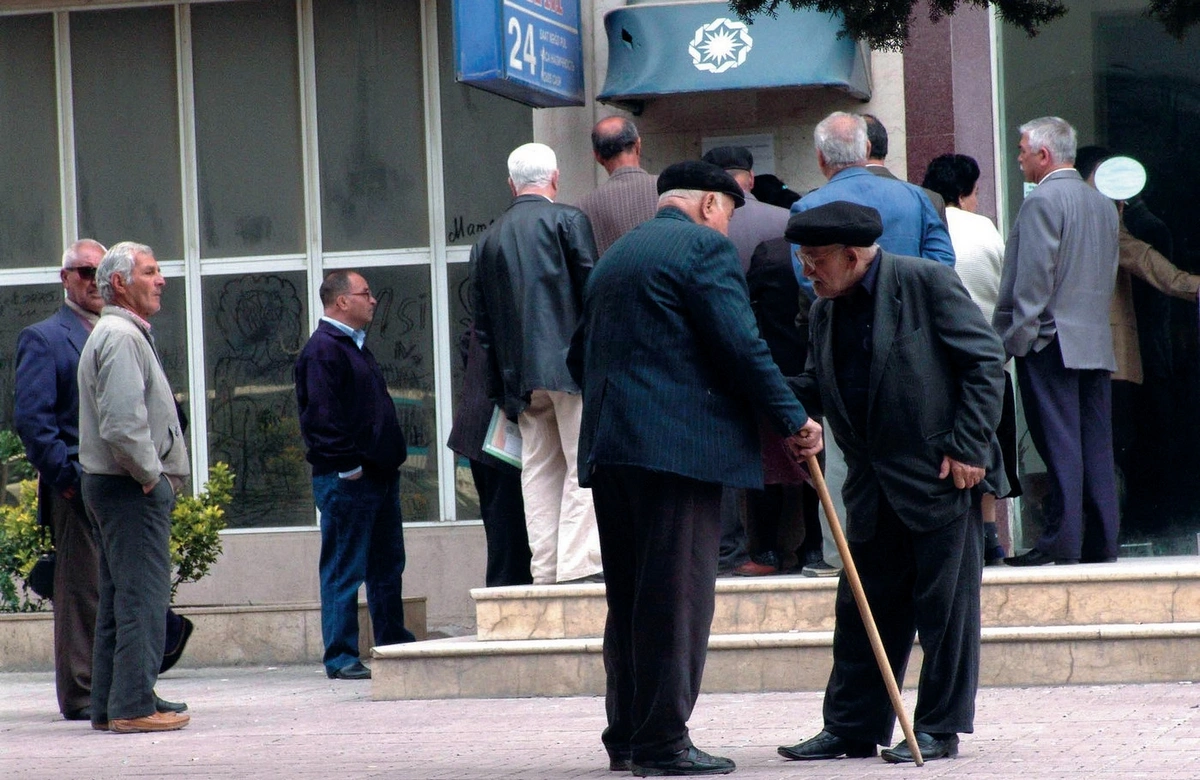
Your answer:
[688,18,754,74]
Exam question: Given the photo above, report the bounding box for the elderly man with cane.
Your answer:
[780,201,1006,764]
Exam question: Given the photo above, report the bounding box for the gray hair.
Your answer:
[97,241,152,304]
[658,189,707,207]
[1019,116,1077,165]
[62,238,106,269]
[507,142,558,189]
[814,112,869,169]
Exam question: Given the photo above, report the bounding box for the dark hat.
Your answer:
[784,201,883,247]
[657,161,746,208]
[702,145,754,172]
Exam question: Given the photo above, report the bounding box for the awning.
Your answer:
[597,2,871,110]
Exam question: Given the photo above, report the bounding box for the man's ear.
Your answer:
[508,177,518,197]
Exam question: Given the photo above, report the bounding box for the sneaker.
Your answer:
[801,559,840,577]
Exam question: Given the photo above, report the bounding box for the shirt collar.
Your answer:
[321,316,366,349]
[64,299,100,328]
[858,249,882,297]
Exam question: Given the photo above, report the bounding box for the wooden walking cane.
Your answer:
[806,455,924,766]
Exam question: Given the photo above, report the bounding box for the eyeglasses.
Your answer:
[345,291,373,298]
[68,266,97,280]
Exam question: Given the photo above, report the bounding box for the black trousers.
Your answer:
[469,459,532,587]
[591,465,722,762]
[823,494,982,744]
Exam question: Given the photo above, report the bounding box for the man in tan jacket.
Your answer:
[78,242,191,734]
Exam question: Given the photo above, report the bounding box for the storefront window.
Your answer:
[72,7,183,260]
[999,3,1200,555]
[0,284,64,427]
[192,0,305,258]
[0,15,60,268]
[203,271,311,528]
[313,0,429,251]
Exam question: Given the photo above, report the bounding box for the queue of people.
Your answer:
[14,108,1144,771]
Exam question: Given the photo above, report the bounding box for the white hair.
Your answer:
[1020,116,1077,165]
[814,112,869,169]
[62,238,106,269]
[507,142,558,189]
[97,241,152,304]
[657,189,707,207]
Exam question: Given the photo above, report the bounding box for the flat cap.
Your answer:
[657,161,746,208]
[785,201,883,247]
[702,145,754,172]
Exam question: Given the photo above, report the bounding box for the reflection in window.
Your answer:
[147,280,190,419]
[0,285,67,427]
[203,272,310,528]
[359,265,439,521]
[313,0,429,251]
[438,0,532,246]
[445,262,479,518]
[192,0,304,257]
[0,15,61,268]
[72,7,183,260]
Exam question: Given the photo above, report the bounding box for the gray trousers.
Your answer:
[82,474,174,722]
[818,434,848,568]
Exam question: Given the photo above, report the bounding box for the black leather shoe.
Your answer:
[609,755,632,771]
[1004,548,1077,566]
[160,615,195,674]
[63,706,91,721]
[329,661,372,680]
[155,693,188,713]
[880,732,959,763]
[777,730,876,760]
[631,746,735,776]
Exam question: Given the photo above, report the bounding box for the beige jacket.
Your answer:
[78,306,189,486]
[1110,222,1200,383]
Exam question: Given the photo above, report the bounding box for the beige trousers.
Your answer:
[517,390,602,584]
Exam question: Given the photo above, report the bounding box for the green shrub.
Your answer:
[0,480,49,612]
[0,458,235,611]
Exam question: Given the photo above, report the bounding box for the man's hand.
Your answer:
[939,455,985,490]
[784,418,824,461]
[142,476,160,495]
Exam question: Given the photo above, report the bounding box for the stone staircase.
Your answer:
[371,557,1200,700]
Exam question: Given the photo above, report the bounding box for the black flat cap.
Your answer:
[702,145,754,172]
[785,201,883,247]
[657,160,746,208]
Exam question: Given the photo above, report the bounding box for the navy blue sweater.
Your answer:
[294,321,407,477]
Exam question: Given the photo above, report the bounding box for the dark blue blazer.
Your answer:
[570,207,809,490]
[15,305,91,496]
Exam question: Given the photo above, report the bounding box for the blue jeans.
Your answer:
[312,471,415,676]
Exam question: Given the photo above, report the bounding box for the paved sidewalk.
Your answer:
[1,665,1197,779]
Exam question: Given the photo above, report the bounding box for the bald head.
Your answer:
[591,116,642,174]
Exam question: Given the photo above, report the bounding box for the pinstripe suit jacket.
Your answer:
[569,207,809,489]
[576,166,659,255]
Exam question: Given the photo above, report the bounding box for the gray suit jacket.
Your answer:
[727,192,791,272]
[789,251,1006,540]
[993,168,1119,370]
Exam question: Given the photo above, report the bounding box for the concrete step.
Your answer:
[0,597,427,673]
[371,621,1200,700]
[473,557,1200,641]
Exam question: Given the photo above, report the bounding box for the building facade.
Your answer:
[1,0,1195,630]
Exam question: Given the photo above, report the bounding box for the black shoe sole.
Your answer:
[631,765,735,776]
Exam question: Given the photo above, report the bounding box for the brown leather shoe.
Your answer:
[108,711,190,733]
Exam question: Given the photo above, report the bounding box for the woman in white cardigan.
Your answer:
[923,154,1020,565]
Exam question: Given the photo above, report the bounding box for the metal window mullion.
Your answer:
[297,0,323,333]
[176,3,208,494]
[298,0,323,527]
[53,11,77,250]
[422,0,455,522]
